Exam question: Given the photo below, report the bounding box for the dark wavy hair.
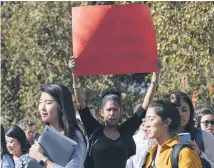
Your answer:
[149,100,181,133]
[194,105,214,128]
[5,125,29,154]
[41,83,86,143]
[169,92,195,137]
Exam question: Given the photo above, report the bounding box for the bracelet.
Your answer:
[151,81,159,85]
[73,83,81,89]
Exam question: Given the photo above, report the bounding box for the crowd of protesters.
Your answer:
[1,56,214,168]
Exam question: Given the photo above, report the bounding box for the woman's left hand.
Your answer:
[29,141,45,162]
[187,140,201,155]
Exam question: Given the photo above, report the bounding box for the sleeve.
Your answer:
[52,131,87,168]
[126,157,134,168]
[200,131,214,167]
[119,106,146,136]
[78,106,103,136]
[179,148,202,168]
[2,155,15,168]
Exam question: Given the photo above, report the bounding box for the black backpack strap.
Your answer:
[142,152,150,168]
[194,128,204,152]
[171,143,191,168]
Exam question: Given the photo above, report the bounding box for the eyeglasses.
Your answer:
[201,120,214,126]
[142,118,154,125]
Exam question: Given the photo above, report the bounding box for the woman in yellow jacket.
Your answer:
[143,100,202,168]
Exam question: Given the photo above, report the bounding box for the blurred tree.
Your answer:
[1,1,214,128]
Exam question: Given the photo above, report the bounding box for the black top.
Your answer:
[79,105,146,168]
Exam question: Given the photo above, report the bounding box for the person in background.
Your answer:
[29,83,87,168]
[0,124,15,168]
[18,117,39,147]
[143,100,201,168]
[126,104,156,168]
[194,105,214,136]
[170,92,214,167]
[5,125,30,168]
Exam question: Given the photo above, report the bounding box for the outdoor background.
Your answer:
[1,1,214,128]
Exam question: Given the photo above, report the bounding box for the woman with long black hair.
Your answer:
[29,83,87,168]
[170,92,214,167]
[0,124,14,168]
[5,125,29,168]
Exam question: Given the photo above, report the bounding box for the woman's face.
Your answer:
[176,99,191,127]
[6,136,21,156]
[144,107,167,139]
[100,100,121,127]
[38,92,59,124]
[200,114,214,135]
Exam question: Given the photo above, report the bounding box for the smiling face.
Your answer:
[176,99,191,127]
[100,100,121,127]
[144,107,167,139]
[6,136,22,156]
[200,114,214,135]
[38,92,59,124]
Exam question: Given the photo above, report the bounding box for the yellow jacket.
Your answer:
[144,135,202,168]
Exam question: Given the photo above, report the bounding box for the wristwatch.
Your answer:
[39,156,48,166]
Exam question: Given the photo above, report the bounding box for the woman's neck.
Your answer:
[104,124,118,131]
[13,151,23,160]
[156,131,174,146]
[50,121,64,133]
[177,126,186,133]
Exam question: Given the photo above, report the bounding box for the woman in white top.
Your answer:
[126,105,156,168]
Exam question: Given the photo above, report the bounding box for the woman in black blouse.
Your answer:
[69,56,161,168]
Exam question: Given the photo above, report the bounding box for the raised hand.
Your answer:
[68,56,77,72]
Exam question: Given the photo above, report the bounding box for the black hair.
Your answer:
[149,100,181,133]
[5,125,29,154]
[41,83,86,143]
[194,105,214,128]
[100,88,122,109]
[169,92,195,134]
[1,124,14,166]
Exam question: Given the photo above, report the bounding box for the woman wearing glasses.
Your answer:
[143,100,201,168]
[194,105,214,136]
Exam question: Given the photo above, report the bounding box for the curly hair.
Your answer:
[18,117,36,131]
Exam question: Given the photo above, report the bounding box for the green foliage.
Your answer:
[1,1,214,128]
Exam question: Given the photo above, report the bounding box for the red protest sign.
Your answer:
[72,4,157,76]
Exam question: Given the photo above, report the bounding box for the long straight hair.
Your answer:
[41,83,86,143]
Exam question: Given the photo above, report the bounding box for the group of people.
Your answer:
[1,57,214,168]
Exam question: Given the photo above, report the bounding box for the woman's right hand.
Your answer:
[68,56,77,72]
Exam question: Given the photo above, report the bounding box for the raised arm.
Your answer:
[68,56,102,136]
[119,59,162,135]
[141,59,162,111]
[69,56,86,110]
